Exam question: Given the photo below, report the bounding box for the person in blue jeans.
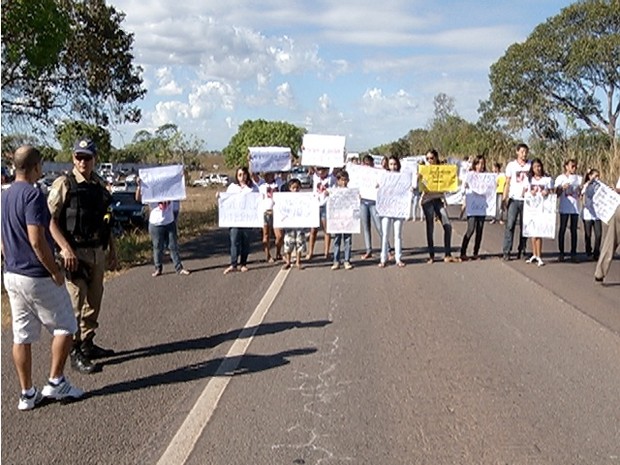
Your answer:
[222,167,259,274]
[331,170,354,270]
[359,155,382,259]
[502,143,531,260]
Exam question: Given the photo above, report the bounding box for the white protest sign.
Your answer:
[523,193,557,238]
[346,163,382,201]
[465,172,497,217]
[249,146,292,173]
[218,192,263,228]
[326,188,361,234]
[400,158,419,189]
[591,180,620,224]
[376,171,413,219]
[273,192,320,228]
[301,134,346,168]
[138,165,186,203]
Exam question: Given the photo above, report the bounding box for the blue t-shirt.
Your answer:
[1,181,54,277]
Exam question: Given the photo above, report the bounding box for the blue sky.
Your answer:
[110,0,575,152]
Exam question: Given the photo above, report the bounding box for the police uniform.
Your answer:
[48,167,112,356]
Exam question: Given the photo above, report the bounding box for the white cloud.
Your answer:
[187,81,237,119]
[274,82,295,109]
[151,101,189,127]
[361,88,417,116]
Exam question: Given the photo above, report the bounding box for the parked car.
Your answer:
[290,167,312,188]
[109,191,148,235]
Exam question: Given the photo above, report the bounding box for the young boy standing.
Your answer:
[282,178,307,270]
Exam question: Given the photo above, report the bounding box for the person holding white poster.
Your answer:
[555,159,582,262]
[378,156,407,268]
[459,156,489,260]
[358,155,383,259]
[306,167,336,261]
[136,179,190,277]
[421,150,459,263]
[524,158,554,267]
[281,178,308,270]
[329,171,355,270]
[222,167,259,274]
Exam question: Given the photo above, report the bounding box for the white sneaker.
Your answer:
[526,255,537,264]
[42,378,84,400]
[18,388,42,411]
[537,257,545,267]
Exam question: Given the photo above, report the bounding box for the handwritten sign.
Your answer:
[218,192,263,228]
[523,193,557,238]
[273,192,320,228]
[465,172,497,217]
[346,163,382,201]
[326,188,361,234]
[418,165,458,193]
[591,180,620,224]
[301,134,346,168]
[376,171,413,219]
[138,165,186,203]
[249,146,292,173]
[401,158,419,189]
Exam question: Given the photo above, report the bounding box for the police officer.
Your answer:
[48,138,117,374]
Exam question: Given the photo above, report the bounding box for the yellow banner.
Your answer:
[418,165,458,193]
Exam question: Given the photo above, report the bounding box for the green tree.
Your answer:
[55,120,111,162]
[222,119,306,168]
[2,0,145,129]
[480,0,620,175]
[119,124,204,165]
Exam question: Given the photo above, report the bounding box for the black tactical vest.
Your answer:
[60,174,112,248]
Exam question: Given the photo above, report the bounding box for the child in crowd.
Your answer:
[307,166,335,260]
[555,159,582,262]
[581,168,602,261]
[460,155,487,261]
[330,170,354,270]
[258,171,284,263]
[223,167,258,274]
[379,156,406,268]
[525,158,553,267]
[282,178,307,270]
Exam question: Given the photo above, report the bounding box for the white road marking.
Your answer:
[156,268,290,465]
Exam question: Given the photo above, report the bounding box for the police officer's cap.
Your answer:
[74,138,97,157]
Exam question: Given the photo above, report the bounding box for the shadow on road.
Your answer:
[100,319,331,367]
[87,347,318,397]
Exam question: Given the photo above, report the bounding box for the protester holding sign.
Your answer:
[378,156,408,268]
[329,171,355,270]
[524,158,554,267]
[306,167,336,261]
[136,178,190,277]
[222,167,259,274]
[594,204,620,283]
[502,143,531,261]
[581,169,602,261]
[555,159,582,262]
[459,155,488,261]
[356,155,383,259]
[421,150,459,263]
[281,178,308,270]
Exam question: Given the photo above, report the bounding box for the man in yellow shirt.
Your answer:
[491,162,506,224]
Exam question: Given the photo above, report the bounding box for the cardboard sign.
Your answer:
[376,171,413,219]
[218,192,263,228]
[249,146,292,173]
[418,165,458,193]
[138,165,186,203]
[301,134,346,168]
[326,188,361,234]
[523,193,557,238]
[273,192,320,228]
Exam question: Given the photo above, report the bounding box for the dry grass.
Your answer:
[1,184,222,329]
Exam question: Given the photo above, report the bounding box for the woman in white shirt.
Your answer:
[555,159,582,262]
[525,158,553,267]
[223,167,259,274]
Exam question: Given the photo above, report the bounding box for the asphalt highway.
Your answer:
[2,215,619,465]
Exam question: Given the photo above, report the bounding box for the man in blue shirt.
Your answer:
[1,145,84,410]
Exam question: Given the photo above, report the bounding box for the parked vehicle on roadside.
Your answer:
[109,191,148,236]
[290,166,312,188]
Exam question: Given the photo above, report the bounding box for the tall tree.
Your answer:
[2,0,145,129]
[479,0,620,174]
[222,119,306,168]
[55,120,111,162]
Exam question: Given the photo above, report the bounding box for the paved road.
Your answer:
[2,215,619,465]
